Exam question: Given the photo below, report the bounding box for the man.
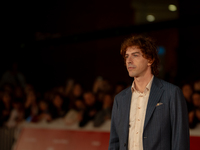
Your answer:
[109,35,190,150]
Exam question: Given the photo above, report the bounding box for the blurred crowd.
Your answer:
[182,80,200,129]
[1,63,200,129]
[0,64,127,128]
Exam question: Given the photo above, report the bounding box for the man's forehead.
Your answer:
[125,46,141,54]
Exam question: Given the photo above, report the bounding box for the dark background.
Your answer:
[1,0,200,92]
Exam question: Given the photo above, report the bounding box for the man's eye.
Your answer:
[134,55,138,57]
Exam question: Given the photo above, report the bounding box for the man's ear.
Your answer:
[148,59,154,66]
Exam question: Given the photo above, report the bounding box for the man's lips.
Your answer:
[128,67,136,70]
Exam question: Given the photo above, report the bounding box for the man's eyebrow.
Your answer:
[131,52,140,54]
[125,52,140,55]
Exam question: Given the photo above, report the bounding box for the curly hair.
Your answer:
[120,35,160,76]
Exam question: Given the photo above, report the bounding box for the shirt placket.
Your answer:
[129,94,137,150]
[133,94,144,149]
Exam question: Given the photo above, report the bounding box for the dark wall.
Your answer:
[1,0,200,91]
[178,0,200,84]
[1,0,134,91]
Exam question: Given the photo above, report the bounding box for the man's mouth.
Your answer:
[127,65,136,70]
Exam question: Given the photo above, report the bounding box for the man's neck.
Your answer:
[134,74,153,93]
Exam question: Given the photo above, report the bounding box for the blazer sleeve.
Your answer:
[109,97,120,150]
[170,87,190,150]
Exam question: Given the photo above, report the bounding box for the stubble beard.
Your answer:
[128,70,138,78]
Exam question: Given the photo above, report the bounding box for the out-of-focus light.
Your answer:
[158,46,166,56]
[168,4,177,11]
[146,15,155,22]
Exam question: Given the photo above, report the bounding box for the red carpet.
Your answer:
[15,128,110,150]
[15,128,200,150]
[190,136,200,150]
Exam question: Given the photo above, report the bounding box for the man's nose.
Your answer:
[127,56,132,63]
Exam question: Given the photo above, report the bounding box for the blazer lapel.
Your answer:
[121,88,132,138]
[144,77,164,129]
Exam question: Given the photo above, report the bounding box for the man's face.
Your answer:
[125,46,151,78]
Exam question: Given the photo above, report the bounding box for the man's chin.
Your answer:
[129,73,136,78]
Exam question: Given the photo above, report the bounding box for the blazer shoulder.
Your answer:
[155,77,180,91]
[115,86,131,99]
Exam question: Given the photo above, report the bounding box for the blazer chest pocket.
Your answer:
[155,103,164,110]
[153,104,165,119]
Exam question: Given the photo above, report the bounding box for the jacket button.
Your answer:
[124,143,126,147]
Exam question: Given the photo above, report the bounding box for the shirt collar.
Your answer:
[131,75,154,94]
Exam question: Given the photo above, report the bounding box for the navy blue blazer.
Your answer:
[109,77,190,150]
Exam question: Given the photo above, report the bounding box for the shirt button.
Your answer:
[138,107,141,109]
[136,132,138,134]
[138,119,140,121]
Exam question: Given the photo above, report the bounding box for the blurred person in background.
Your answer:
[6,98,24,127]
[0,92,13,126]
[33,100,52,123]
[64,78,74,98]
[64,98,85,125]
[14,86,25,99]
[24,90,38,122]
[52,85,70,114]
[2,84,14,94]
[24,84,34,95]
[194,80,200,91]
[93,76,104,94]
[0,62,26,89]
[55,85,65,95]
[188,91,200,128]
[109,35,189,150]
[114,81,127,96]
[182,83,194,112]
[101,79,112,94]
[68,82,83,109]
[49,93,67,119]
[43,89,55,103]
[93,77,112,110]
[192,91,200,109]
[93,94,113,127]
[79,91,98,127]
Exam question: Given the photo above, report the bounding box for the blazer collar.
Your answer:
[122,87,132,140]
[144,77,164,129]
